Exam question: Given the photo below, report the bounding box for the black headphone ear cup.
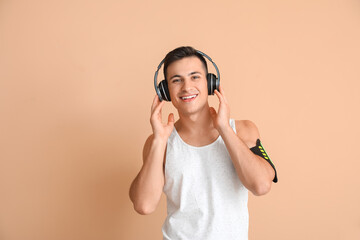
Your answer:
[207,73,219,95]
[158,80,171,101]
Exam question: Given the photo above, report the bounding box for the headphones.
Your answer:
[154,50,220,101]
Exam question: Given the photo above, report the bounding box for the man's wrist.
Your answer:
[218,123,233,136]
[152,135,169,145]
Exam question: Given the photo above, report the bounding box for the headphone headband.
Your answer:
[154,50,220,101]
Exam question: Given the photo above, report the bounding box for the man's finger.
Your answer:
[153,98,165,115]
[151,95,164,113]
[151,95,158,111]
[219,86,228,103]
[214,89,224,103]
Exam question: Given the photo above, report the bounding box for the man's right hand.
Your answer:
[150,95,174,141]
[130,95,172,215]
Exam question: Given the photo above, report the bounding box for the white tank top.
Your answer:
[162,119,249,240]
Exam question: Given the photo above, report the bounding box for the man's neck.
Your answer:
[175,103,216,135]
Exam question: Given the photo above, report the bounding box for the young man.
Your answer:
[129,46,277,239]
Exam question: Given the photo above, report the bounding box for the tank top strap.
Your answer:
[167,126,177,147]
[229,118,237,134]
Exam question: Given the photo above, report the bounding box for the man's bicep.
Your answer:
[250,139,278,183]
[236,119,278,183]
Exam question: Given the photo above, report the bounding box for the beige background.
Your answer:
[1,0,359,239]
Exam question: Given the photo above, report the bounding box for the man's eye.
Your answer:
[172,79,180,83]
[192,75,200,79]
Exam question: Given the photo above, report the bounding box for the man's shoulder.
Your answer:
[234,119,261,148]
[234,119,258,131]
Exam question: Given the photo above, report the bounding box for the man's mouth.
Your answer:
[180,94,198,101]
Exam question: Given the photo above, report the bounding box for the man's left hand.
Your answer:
[209,85,231,133]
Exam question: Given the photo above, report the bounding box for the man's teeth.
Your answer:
[181,95,197,100]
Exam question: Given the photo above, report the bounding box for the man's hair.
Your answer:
[163,46,208,81]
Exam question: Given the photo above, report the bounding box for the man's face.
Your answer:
[166,56,208,115]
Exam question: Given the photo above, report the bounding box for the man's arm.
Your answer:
[219,120,275,196]
[129,134,167,215]
[129,95,174,215]
[209,86,275,196]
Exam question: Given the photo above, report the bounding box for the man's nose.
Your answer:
[181,78,193,91]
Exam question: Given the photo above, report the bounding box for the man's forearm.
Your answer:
[218,126,274,196]
[129,138,167,214]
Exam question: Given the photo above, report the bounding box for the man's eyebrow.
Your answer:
[169,72,202,80]
[169,74,181,80]
[189,71,202,76]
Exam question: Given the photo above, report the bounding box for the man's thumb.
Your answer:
[209,107,216,118]
[168,113,175,125]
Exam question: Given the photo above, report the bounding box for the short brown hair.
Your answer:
[163,46,208,81]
